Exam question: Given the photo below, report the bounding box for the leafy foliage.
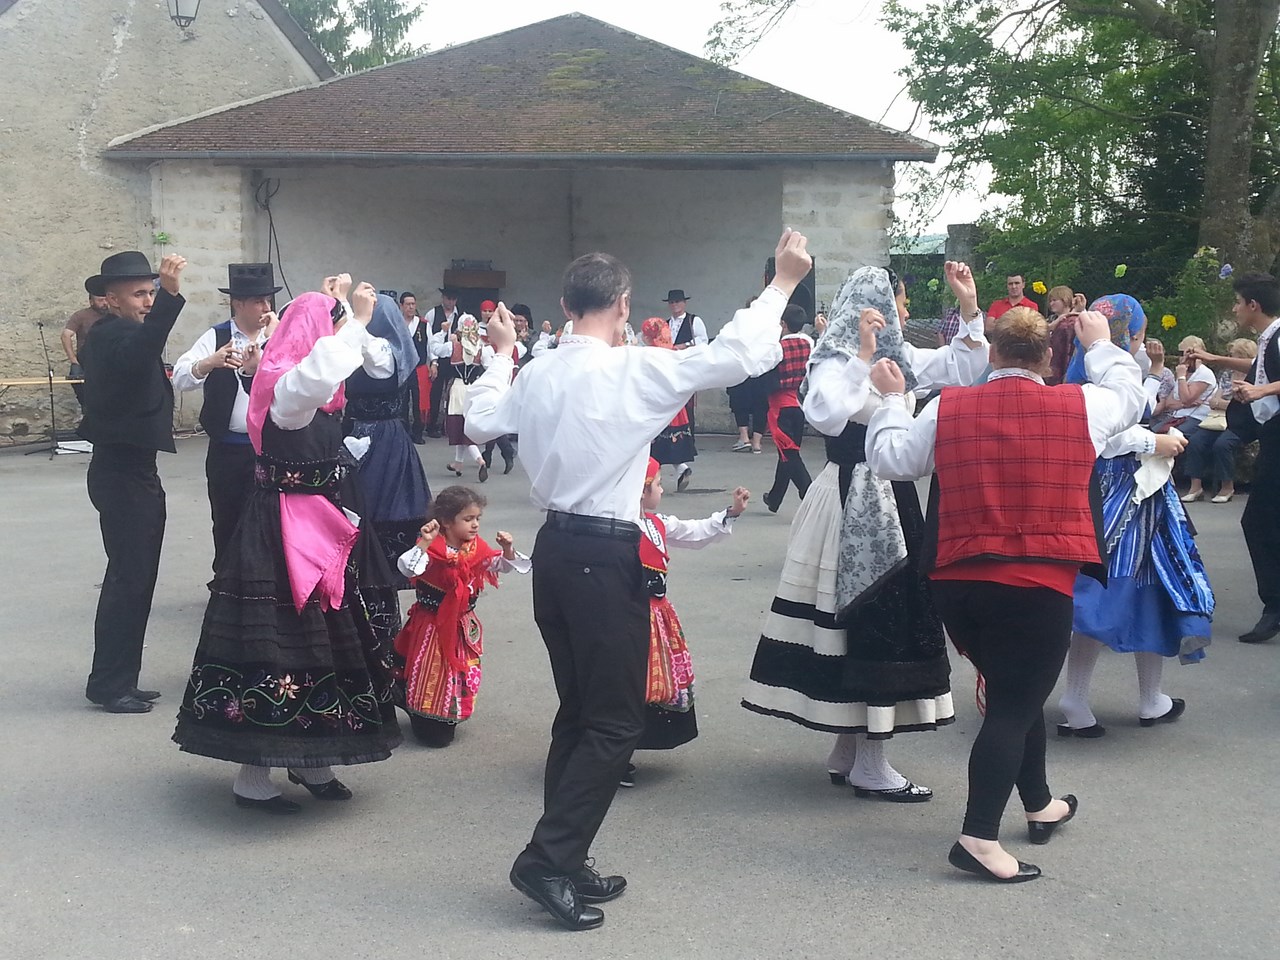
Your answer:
[282,0,425,72]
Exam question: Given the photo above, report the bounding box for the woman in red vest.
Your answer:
[865,307,1146,882]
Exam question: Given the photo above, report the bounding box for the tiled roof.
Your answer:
[106,13,937,162]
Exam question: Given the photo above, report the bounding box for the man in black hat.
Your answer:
[78,251,187,714]
[61,277,111,409]
[420,286,462,439]
[172,264,281,571]
[664,289,707,490]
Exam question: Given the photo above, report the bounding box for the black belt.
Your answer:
[543,510,640,542]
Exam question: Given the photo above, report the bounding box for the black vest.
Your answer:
[1227,327,1280,443]
[672,313,697,346]
[198,322,252,441]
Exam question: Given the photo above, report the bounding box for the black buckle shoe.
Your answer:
[287,770,353,801]
[572,858,627,903]
[234,794,302,815]
[510,865,605,930]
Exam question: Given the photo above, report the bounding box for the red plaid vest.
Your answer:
[932,376,1100,570]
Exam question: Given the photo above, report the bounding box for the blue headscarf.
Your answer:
[1064,293,1146,384]
[368,293,418,387]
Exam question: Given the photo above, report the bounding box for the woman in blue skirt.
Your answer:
[1057,425,1215,737]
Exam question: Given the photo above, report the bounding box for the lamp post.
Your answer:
[166,0,202,28]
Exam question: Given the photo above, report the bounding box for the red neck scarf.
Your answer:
[428,534,502,672]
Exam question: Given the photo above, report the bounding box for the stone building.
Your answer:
[0,0,329,438]
[2,8,935,436]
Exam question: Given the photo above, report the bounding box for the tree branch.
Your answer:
[1110,0,1212,59]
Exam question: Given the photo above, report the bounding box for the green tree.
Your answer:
[282,0,425,72]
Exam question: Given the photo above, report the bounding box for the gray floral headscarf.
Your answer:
[802,266,918,397]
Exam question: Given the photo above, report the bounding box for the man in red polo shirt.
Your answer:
[987,274,1039,329]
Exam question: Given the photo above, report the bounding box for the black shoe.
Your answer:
[852,780,933,803]
[131,688,161,702]
[948,842,1040,883]
[409,714,457,747]
[478,463,489,483]
[1239,609,1280,644]
[503,457,515,475]
[234,794,302,815]
[1027,794,1078,845]
[287,770,353,801]
[1056,723,1106,738]
[572,859,627,904]
[1139,698,1186,727]
[828,771,849,786]
[99,695,153,714]
[510,865,605,931]
[677,468,692,492]
[618,763,636,788]
[425,429,443,439]
[411,434,426,446]
[762,491,781,514]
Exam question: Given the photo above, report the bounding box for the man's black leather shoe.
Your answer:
[510,865,605,930]
[1239,608,1280,644]
[572,860,627,903]
[100,695,153,714]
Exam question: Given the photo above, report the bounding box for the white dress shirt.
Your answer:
[1252,317,1280,425]
[405,315,421,337]
[669,312,708,347]
[270,320,395,431]
[465,287,789,521]
[172,322,270,435]
[802,316,989,437]
[865,341,1146,481]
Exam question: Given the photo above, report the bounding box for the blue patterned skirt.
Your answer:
[1073,455,1214,663]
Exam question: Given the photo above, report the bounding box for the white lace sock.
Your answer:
[233,764,280,800]
[846,734,908,791]
[1059,634,1104,728]
[825,733,858,777]
[1135,653,1173,720]
[451,445,467,464]
[288,766,336,785]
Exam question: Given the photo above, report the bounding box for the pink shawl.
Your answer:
[246,292,358,613]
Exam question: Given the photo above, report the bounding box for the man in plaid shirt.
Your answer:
[761,305,814,512]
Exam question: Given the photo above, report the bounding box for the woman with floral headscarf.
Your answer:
[345,293,433,587]
[444,314,489,482]
[174,278,403,814]
[641,318,698,478]
[1062,294,1147,384]
[742,262,988,801]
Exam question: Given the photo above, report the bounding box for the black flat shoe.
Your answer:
[510,865,605,931]
[677,468,692,492]
[409,714,457,747]
[503,457,515,475]
[762,491,781,514]
[287,771,353,801]
[234,794,302,815]
[1057,723,1106,738]
[1027,794,1078,845]
[618,763,636,788]
[478,463,489,483]
[828,771,849,786]
[1139,698,1186,727]
[1240,609,1280,644]
[131,688,161,702]
[948,842,1041,883]
[852,781,933,803]
[572,859,627,904]
[100,695,153,714]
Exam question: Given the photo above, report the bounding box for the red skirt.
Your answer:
[395,603,484,722]
[645,597,694,711]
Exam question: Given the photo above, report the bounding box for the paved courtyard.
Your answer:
[2,436,1275,960]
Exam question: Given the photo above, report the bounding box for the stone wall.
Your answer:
[0,0,321,439]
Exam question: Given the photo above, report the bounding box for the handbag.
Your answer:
[1199,410,1228,432]
[1153,415,1191,435]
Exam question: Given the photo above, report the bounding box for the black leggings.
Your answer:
[930,579,1073,841]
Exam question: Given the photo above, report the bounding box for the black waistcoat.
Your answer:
[672,314,697,346]
[199,322,251,440]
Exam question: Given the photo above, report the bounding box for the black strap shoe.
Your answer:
[100,695,153,714]
[1057,723,1106,738]
[572,859,627,903]
[287,770,353,800]
[510,865,604,930]
[234,794,302,815]
[948,842,1041,883]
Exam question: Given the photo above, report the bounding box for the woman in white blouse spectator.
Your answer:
[1151,336,1215,437]
[1181,337,1258,503]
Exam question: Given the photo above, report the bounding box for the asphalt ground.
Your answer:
[1,436,1276,960]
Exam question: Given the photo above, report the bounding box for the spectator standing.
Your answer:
[62,278,111,408]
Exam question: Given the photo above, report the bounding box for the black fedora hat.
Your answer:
[438,285,461,297]
[220,263,282,297]
[87,251,158,289]
[84,275,108,297]
[664,289,691,302]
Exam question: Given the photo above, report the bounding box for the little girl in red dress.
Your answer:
[393,486,529,746]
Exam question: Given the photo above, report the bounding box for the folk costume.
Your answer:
[761,330,814,511]
[1058,424,1214,736]
[420,294,461,438]
[636,458,737,754]
[1063,294,1146,385]
[344,295,433,587]
[172,263,281,572]
[393,532,530,746]
[173,293,403,809]
[465,285,785,924]
[865,339,1145,846]
[641,319,697,471]
[441,315,488,477]
[666,291,707,486]
[480,305,525,474]
[741,267,989,800]
[78,252,182,712]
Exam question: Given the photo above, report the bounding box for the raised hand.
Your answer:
[814,313,828,337]
[494,530,516,559]
[321,273,353,301]
[943,261,979,315]
[729,486,750,517]
[159,254,187,295]
[857,308,886,363]
[1076,310,1111,349]
[541,320,553,334]
[486,302,517,352]
[772,228,813,295]
[261,310,280,338]
[417,519,440,544]
[350,282,377,324]
[869,357,906,395]
[202,340,242,375]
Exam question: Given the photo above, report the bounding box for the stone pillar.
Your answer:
[946,223,982,267]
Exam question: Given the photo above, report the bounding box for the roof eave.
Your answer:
[102,149,940,164]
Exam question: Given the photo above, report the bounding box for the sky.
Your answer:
[405,0,992,234]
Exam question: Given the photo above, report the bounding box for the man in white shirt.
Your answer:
[420,287,462,438]
[664,289,708,489]
[467,230,811,931]
[172,263,280,571]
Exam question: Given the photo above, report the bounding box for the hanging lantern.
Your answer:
[167,0,202,28]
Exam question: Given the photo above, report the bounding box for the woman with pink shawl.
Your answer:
[173,279,404,814]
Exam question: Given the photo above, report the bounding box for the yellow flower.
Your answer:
[1031,280,1047,295]
[1161,314,1177,329]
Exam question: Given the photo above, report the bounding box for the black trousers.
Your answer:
[1243,427,1280,608]
[427,372,450,436]
[728,379,767,435]
[483,434,516,464]
[205,439,256,573]
[766,406,811,505]
[515,523,650,875]
[930,579,1073,841]
[406,370,426,439]
[85,444,166,703]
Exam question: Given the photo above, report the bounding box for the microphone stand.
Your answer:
[26,320,60,459]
